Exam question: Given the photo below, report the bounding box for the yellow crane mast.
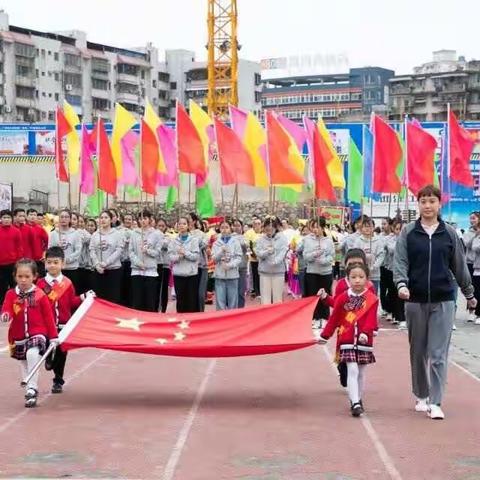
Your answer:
[207,0,239,119]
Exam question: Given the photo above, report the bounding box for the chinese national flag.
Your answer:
[59,297,318,357]
[55,107,72,182]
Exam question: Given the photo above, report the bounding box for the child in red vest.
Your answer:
[1,259,58,408]
[319,263,379,417]
[37,246,90,393]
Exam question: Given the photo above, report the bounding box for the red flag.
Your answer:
[266,111,305,185]
[214,118,255,186]
[449,110,475,187]
[60,296,318,357]
[94,119,117,195]
[372,114,402,193]
[141,119,159,195]
[55,108,72,182]
[312,127,336,201]
[406,121,437,196]
[176,102,206,175]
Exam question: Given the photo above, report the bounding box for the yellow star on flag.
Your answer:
[115,317,145,332]
[179,320,190,330]
[156,338,168,345]
[174,331,186,342]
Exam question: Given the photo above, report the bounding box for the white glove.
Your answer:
[50,338,60,349]
[398,287,410,300]
[358,333,368,344]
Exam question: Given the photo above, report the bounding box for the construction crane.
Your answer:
[206,0,239,119]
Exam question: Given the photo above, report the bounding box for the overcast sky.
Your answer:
[1,0,478,74]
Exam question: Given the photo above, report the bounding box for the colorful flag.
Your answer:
[119,130,139,187]
[449,110,475,187]
[59,296,319,357]
[406,120,437,196]
[348,138,363,204]
[94,119,117,195]
[176,102,206,175]
[55,107,72,183]
[214,118,255,186]
[157,125,178,187]
[144,99,166,174]
[63,100,81,175]
[111,103,137,178]
[189,100,212,162]
[312,127,336,201]
[79,125,95,196]
[266,111,305,185]
[195,178,216,219]
[372,114,402,193]
[363,125,374,199]
[165,185,177,212]
[85,188,105,218]
[141,119,159,196]
[277,114,307,152]
[317,117,345,188]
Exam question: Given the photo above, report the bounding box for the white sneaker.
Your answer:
[475,317,480,325]
[312,319,321,330]
[429,404,445,420]
[415,398,429,412]
[452,324,457,331]
[467,312,476,323]
[398,321,407,330]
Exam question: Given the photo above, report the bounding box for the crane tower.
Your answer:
[207,0,239,119]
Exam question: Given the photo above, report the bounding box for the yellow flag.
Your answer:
[317,117,345,188]
[189,100,212,163]
[143,99,166,173]
[243,113,268,188]
[111,103,137,178]
[63,101,81,175]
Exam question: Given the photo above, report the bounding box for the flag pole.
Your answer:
[96,118,101,215]
[404,115,410,222]
[447,103,452,222]
[55,108,61,210]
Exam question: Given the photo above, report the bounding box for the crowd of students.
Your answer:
[0,184,477,419]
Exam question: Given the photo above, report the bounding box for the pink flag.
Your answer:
[303,117,316,188]
[80,125,95,195]
[157,125,178,187]
[229,105,248,139]
[277,114,307,151]
[119,131,139,186]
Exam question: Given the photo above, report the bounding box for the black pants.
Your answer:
[53,348,68,385]
[472,275,480,317]
[174,275,199,313]
[157,265,171,313]
[131,276,158,312]
[0,264,14,306]
[304,272,333,320]
[63,269,81,295]
[380,266,392,314]
[77,268,93,295]
[385,268,405,322]
[250,262,260,296]
[120,261,132,307]
[93,268,123,304]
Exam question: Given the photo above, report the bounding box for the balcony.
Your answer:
[92,88,110,100]
[15,75,36,87]
[91,69,110,80]
[117,73,140,85]
[16,97,36,108]
[116,92,140,104]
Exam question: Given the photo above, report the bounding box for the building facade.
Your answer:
[261,67,394,122]
[389,50,480,121]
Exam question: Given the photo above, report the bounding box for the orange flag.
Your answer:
[313,127,336,201]
[214,118,255,186]
[141,119,159,195]
[266,111,305,185]
[55,107,72,183]
[176,102,206,175]
[93,119,117,196]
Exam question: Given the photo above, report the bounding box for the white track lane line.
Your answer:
[161,359,217,480]
[0,351,108,435]
[321,345,403,480]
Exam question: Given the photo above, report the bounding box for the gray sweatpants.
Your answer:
[405,301,455,405]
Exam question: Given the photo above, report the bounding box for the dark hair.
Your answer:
[417,184,441,201]
[26,208,37,215]
[45,246,65,260]
[361,216,374,227]
[37,212,44,217]
[308,216,327,235]
[138,209,153,220]
[86,218,97,230]
[13,208,25,216]
[345,248,367,265]
[263,215,281,231]
[100,210,114,220]
[0,209,13,218]
[121,212,133,222]
[220,219,233,228]
[156,217,168,226]
[232,218,243,228]
[14,258,38,277]
[392,218,404,229]
[346,262,370,279]
[58,209,72,227]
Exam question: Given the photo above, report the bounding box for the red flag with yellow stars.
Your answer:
[59,296,318,357]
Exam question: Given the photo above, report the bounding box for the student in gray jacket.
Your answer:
[129,210,161,312]
[168,217,200,313]
[156,218,171,313]
[49,209,82,293]
[188,212,209,312]
[255,216,289,305]
[89,210,124,304]
[463,211,480,322]
[303,217,334,326]
[232,218,248,308]
[212,220,242,310]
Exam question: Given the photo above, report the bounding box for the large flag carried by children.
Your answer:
[59,296,319,358]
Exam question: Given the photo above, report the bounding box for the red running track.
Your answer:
[0,321,480,479]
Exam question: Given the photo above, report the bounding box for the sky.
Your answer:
[1,0,479,74]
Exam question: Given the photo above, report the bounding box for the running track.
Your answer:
[0,311,480,479]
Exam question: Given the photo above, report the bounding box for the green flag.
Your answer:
[347,138,363,204]
[166,186,178,212]
[196,182,215,218]
[85,189,105,217]
[125,185,141,198]
[396,131,407,200]
[277,186,299,204]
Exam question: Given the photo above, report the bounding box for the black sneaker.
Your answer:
[51,383,63,394]
[351,402,364,417]
[337,362,348,387]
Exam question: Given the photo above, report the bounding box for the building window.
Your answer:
[152,79,157,88]
[48,111,55,121]
[16,86,35,99]
[48,50,52,56]
[54,73,59,81]
[42,71,45,76]
[92,59,110,75]
[55,93,59,101]
[255,91,261,103]
[14,43,35,58]
[48,71,52,77]
[48,93,52,98]
[64,73,82,88]
[54,52,59,61]
[65,94,82,106]
[117,63,139,76]
[117,82,139,95]
[92,78,109,90]
[64,53,81,68]
[254,73,261,86]
[170,81,177,90]
[16,64,34,77]
[158,72,169,82]
[42,92,46,97]
[93,97,110,110]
